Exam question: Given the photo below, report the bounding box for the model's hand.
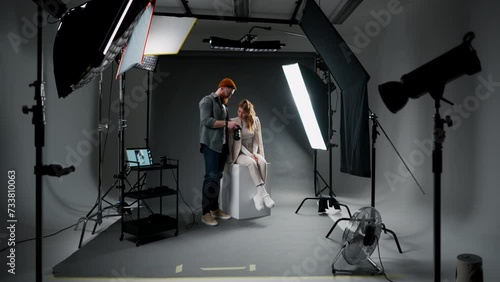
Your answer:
[252,154,259,163]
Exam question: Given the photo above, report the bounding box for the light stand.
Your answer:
[377,32,481,282]
[295,70,351,216]
[22,3,73,281]
[145,71,151,147]
[366,112,404,252]
[325,110,422,253]
[118,73,129,242]
[430,86,453,282]
[75,73,121,248]
[139,57,158,146]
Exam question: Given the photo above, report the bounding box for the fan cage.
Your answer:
[342,207,382,265]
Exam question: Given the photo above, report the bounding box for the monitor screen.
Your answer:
[126,148,153,167]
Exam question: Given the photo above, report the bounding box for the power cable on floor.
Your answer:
[0,223,77,253]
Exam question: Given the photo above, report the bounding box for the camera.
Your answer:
[233,125,242,141]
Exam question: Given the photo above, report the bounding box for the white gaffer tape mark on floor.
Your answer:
[201,266,246,271]
[175,264,183,273]
[200,264,256,271]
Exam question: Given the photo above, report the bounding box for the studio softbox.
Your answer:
[298,0,371,177]
[53,0,152,98]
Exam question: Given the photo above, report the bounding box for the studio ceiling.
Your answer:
[155,0,347,24]
[153,0,380,52]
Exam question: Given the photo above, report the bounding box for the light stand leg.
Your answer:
[381,223,403,253]
[325,218,350,238]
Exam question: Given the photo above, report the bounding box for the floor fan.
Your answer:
[332,206,384,275]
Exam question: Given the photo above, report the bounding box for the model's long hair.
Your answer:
[239,99,256,133]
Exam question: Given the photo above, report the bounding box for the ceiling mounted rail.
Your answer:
[153,11,299,25]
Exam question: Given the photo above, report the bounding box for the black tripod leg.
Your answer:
[339,204,352,217]
[382,224,403,253]
[91,219,101,235]
[75,202,97,231]
[326,218,350,238]
[295,197,317,213]
[78,219,88,249]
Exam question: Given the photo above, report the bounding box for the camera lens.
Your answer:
[233,127,241,140]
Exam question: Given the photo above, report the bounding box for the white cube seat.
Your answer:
[220,164,271,219]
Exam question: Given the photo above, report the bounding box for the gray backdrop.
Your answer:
[147,52,320,217]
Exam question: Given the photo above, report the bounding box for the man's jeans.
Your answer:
[202,144,228,214]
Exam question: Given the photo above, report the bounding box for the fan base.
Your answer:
[332,257,383,276]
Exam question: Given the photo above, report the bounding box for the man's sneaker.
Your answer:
[263,195,275,208]
[211,209,231,220]
[202,213,218,226]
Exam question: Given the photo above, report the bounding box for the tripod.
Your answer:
[325,110,425,254]
[75,73,124,249]
[295,70,350,215]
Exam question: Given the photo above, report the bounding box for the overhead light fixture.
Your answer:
[329,0,363,24]
[203,25,287,52]
[282,63,328,150]
[378,32,482,113]
[203,35,285,52]
[53,0,152,98]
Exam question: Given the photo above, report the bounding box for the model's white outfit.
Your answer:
[227,116,274,210]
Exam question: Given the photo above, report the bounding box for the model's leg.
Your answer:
[235,154,263,186]
[236,154,266,211]
[254,155,274,208]
[255,154,267,183]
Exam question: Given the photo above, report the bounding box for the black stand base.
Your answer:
[381,224,403,253]
[75,180,122,248]
[295,196,349,214]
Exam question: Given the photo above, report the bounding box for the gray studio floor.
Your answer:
[2,192,461,282]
